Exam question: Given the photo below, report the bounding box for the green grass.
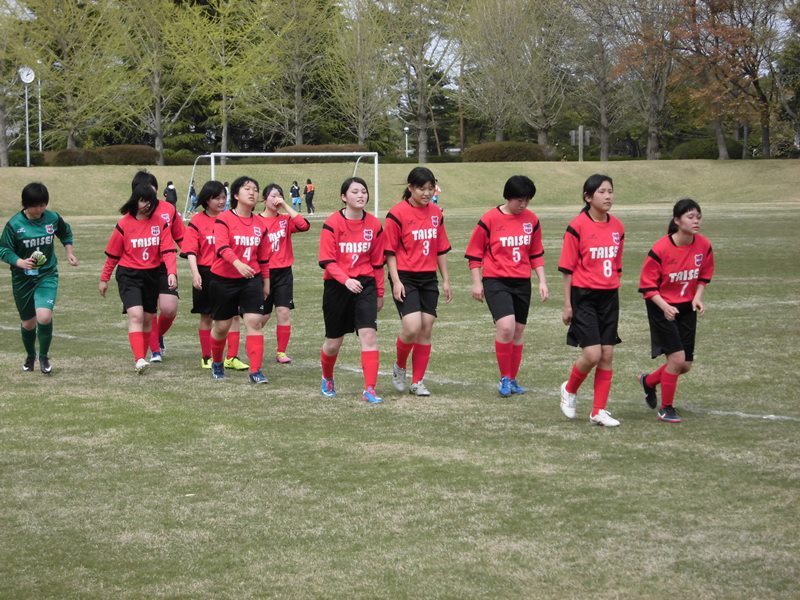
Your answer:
[1,161,799,598]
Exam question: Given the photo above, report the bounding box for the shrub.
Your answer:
[463,141,554,162]
[670,138,743,159]
[51,148,103,166]
[164,148,197,165]
[97,144,159,165]
[8,150,45,167]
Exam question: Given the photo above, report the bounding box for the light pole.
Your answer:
[403,126,410,158]
[18,66,35,167]
[36,61,42,152]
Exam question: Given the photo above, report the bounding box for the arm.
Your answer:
[470,266,484,303]
[386,255,404,301]
[649,292,679,321]
[561,273,573,326]
[187,254,202,289]
[56,215,79,266]
[534,265,548,302]
[437,252,452,304]
[692,283,707,316]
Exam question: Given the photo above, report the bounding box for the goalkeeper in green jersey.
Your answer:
[0,182,79,374]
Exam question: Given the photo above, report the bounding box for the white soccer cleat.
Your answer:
[590,409,620,427]
[409,381,431,397]
[559,381,577,419]
[392,363,407,392]
[135,358,150,374]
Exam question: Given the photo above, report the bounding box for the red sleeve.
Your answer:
[170,205,185,245]
[616,228,625,276]
[371,226,386,297]
[437,215,452,255]
[529,219,545,269]
[318,222,348,284]
[214,217,238,265]
[181,222,200,258]
[383,211,401,255]
[289,214,311,233]
[558,225,580,274]
[465,220,489,271]
[101,224,125,281]
[160,226,178,276]
[257,235,272,279]
[638,247,662,300]
[699,244,714,284]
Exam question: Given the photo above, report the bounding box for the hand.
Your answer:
[345,278,363,294]
[539,281,549,302]
[16,257,36,270]
[471,282,484,303]
[67,254,79,267]
[377,296,384,312]
[562,305,573,326]
[662,304,679,321]
[99,280,108,297]
[192,273,202,290]
[167,274,178,290]
[274,196,286,211]
[392,280,405,302]
[234,260,256,278]
[442,280,453,304]
[692,299,705,316]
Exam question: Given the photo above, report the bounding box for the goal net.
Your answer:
[183,151,380,218]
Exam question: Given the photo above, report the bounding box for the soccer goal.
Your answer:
[183,151,380,218]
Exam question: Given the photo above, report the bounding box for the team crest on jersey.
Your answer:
[612,232,621,245]
[254,227,262,237]
[280,220,287,230]
[45,224,55,234]
[523,222,533,235]
[694,253,703,266]
[160,213,171,224]
[151,226,161,236]
[431,216,439,227]
[363,229,374,241]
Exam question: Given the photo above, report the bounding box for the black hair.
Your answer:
[340,176,369,200]
[306,178,312,184]
[121,183,158,218]
[582,174,613,204]
[196,180,226,210]
[262,183,285,200]
[131,170,158,193]
[668,198,702,234]
[402,166,436,200]
[229,176,259,209]
[503,175,536,201]
[21,182,49,208]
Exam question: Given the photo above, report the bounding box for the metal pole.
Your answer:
[578,124,584,162]
[37,78,42,152]
[24,84,30,167]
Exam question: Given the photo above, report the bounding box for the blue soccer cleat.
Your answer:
[498,376,512,397]
[509,379,527,395]
[362,386,383,404]
[211,361,225,380]
[321,377,336,398]
[248,370,269,384]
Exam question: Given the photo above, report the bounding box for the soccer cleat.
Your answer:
[559,381,577,419]
[409,381,431,397]
[391,363,407,392]
[23,356,35,372]
[135,358,149,374]
[248,370,269,384]
[39,356,53,375]
[498,376,512,398]
[590,409,620,427]
[150,351,162,363]
[201,357,212,369]
[657,405,682,423]
[321,377,336,398]
[224,356,249,371]
[275,352,292,364]
[211,361,225,380]
[509,379,527,394]
[362,386,384,404]
[639,373,658,409]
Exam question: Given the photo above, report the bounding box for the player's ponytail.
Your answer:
[669,198,702,234]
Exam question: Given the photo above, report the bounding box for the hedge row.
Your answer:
[670,138,743,159]
[51,145,160,166]
[463,142,555,162]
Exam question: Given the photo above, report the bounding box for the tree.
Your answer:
[0,0,30,166]
[775,1,800,150]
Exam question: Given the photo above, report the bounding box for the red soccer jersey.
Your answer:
[101,213,177,281]
[211,210,271,279]
[154,200,184,246]
[465,206,544,279]
[558,208,625,290]
[261,213,311,269]
[384,199,451,272]
[318,209,385,297]
[181,211,217,267]
[639,233,714,304]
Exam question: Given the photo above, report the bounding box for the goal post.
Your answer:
[184,151,380,218]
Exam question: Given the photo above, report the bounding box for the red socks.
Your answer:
[245,335,264,373]
[226,330,240,359]
[211,335,226,363]
[495,340,513,378]
[411,343,431,384]
[198,329,211,359]
[661,370,679,408]
[566,363,590,394]
[592,368,613,414]
[645,364,667,388]
[395,337,414,369]
[511,343,523,380]
[149,316,160,352]
[320,350,338,380]
[276,325,291,353]
[361,350,380,390]
[128,332,147,361]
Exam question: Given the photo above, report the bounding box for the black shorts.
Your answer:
[567,287,621,348]
[157,263,179,297]
[390,270,439,318]
[484,277,532,324]
[191,265,213,315]
[263,267,295,315]
[210,273,265,321]
[646,300,697,361]
[322,276,378,339]
[116,266,160,314]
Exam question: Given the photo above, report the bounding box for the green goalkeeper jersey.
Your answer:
[0,209,74,281]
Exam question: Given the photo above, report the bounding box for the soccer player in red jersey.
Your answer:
[99,183,178,373]
[258,183,311,365]
[638,198,715,423]
[208,176,272,384]
[129,171,185,364]
[318,177,385,404]
[465,175,549,397]
[384,167,452,397]
[558,174,624,427]
[181,180,248,371]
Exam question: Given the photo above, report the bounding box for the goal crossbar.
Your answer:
[185,151,380,217]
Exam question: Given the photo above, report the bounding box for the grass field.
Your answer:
[1,161,798,598]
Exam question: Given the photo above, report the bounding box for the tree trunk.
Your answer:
[646,124,659,160]
[713,118,729,160]
[759,106,770,159]
[537,129,548,145]
[153,71,165,166]
[221,94,228,165]
[294,81,304,145]
[67,131,77,149]
[495,124,504,142]
[0,101,8,167]
[742,123,748,159]
[599,102,609,162]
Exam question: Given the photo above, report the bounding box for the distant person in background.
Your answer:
[290,180,302,211]
[224,181,231,211]
[259,183,311,364]
[0,182,79,375]
[304,178,315,215]
[164,181,178,207]
[188,180,198,214]
[99,183,177,374]
[637,198,714,424]
[432,182,441,205]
